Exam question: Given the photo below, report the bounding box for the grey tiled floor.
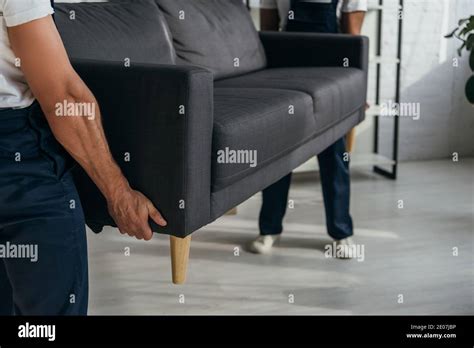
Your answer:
[87,159,473,315]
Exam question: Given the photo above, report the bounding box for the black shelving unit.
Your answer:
[372,0,404,180]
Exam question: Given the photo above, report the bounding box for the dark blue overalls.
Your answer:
[259,0,354,240]
[0,0,88,315]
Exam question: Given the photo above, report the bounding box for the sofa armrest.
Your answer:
[71,59,214,237]
[259,31,369,72]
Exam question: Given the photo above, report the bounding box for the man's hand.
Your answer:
[107,184,167,241]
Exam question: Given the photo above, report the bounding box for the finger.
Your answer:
[148,203,167,227]
[140,223,153,241]
[124,226,135,238]
[132,224,144,240]
[129,220,145,240]
[143,231,153,241]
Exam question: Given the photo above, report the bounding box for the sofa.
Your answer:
[55,0,369,284]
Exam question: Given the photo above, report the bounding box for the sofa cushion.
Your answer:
[216,67,366,131]
[212,88,315,191]
[55,0,176,65]
[155,0,267,80]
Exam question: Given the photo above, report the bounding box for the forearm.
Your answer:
[41,75,129,202]
[341,11,366,35]
[7,17,129,202]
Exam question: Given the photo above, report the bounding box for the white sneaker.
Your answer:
[248,235,280,254]
[334,236,355,259]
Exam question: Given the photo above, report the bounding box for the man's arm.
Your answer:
[8,16,167,240]
[340,0,367,35]
[341,11,366,35]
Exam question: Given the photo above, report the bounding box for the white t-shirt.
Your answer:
[259,0,368,30]
[0,0,54,109]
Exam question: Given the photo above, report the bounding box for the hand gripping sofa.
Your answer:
[55,0,369,284]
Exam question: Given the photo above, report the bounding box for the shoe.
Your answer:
[334,236,355,259]
[248,235,280,254]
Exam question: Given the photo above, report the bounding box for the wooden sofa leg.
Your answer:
[225,207,238,215]
[346,128,357,153]
[170,235,191,285]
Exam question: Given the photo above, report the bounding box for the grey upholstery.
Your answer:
[155,0,267,79]
[216,67,366,131]
[55,0,176,64]
[211,110,363,219]
[55,1,369,237]
[213,88,315,191]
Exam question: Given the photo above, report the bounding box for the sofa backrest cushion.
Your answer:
[155,0,267,80]
[55,0,176,65]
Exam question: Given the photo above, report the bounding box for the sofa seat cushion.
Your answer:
[216,67,366,131]
[155,0,267,80]
[212,88,315,191]
[56,0,176,65]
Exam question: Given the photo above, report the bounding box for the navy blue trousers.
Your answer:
[259,138,353,240]
[0,103,88,315]
[259,6,354,240]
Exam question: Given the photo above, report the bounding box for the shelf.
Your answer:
[368,5,384,11]
[371,55,401,65]
[350,153,396,167]
[366,104,382,117]
[368,4,403,11]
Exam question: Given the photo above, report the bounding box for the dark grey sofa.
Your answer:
[55,0,368,283]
